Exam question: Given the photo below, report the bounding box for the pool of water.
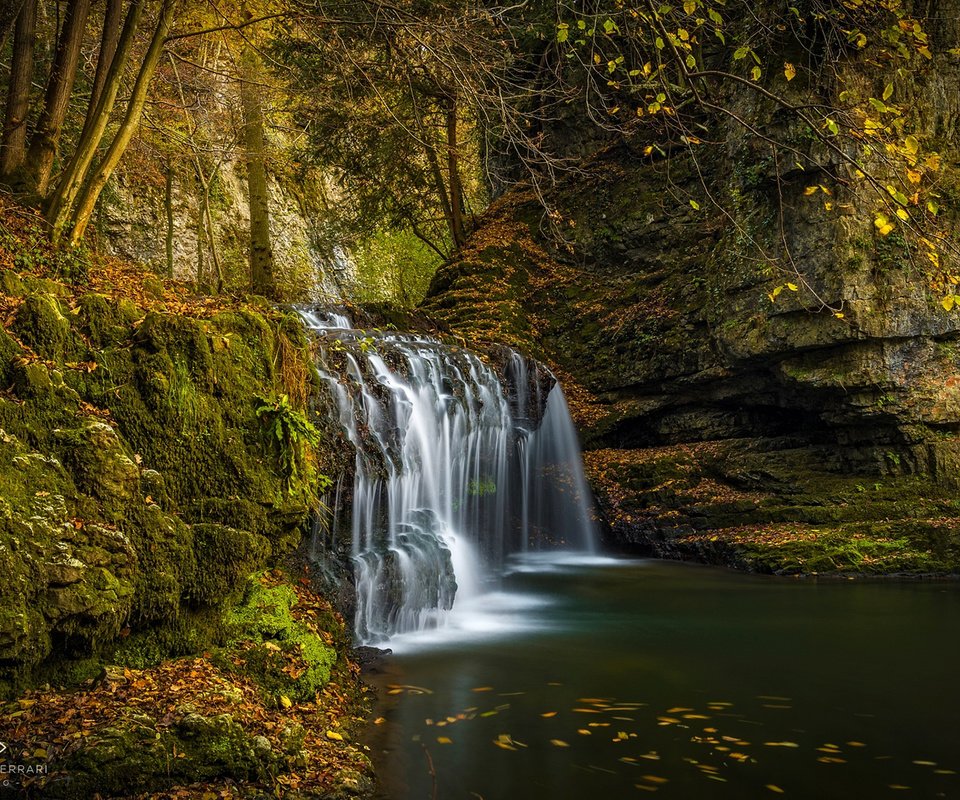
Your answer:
[364,557,960,799]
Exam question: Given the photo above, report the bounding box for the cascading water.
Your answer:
[299,308,597,645]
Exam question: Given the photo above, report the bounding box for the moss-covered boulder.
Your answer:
[44,711,280,799]
[222,575,337,704]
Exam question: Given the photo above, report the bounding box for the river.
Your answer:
[364,557,960,799]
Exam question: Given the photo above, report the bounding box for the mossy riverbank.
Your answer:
[0,201,372,796]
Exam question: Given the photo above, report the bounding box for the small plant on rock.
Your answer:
[254,394,331,495]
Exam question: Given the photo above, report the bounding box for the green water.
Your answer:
[365,557,960,799]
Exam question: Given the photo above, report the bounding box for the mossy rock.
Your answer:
[46,711,279,799]
[53,420,140,511]
[11,294,81,362]
[186,523,271,605]
[75,292,137,347]
[222,576,337,704]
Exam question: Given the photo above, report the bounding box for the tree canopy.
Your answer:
[0,0,954,306]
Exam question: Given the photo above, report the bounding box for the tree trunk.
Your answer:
[66,0,176,246]
[88,0,124,113]
[164,158,174,276]
[0,0,26,50]
[1,0,37,179]
[26,0,93,195]
[446,98,466,249]
[239,44,276,298]
[47,0,145,241]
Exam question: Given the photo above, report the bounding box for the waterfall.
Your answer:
[299,309,597,645]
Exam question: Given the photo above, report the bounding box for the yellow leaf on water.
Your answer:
[577,729,592,735]
[786,283,798,292]
[642,775,670,784]
[846,741,866,747]
[912,760,937,766]
[666,707,693,713]
[550,739,570,747]
[766,786,785,794]
[374,717,386,725]
[541,711,558,718]
[437,737,453,744]
[472,686,494,692]
[764,741,800,748]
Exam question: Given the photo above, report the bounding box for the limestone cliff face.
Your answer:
[422,8,960,573]
[101,158,353,301]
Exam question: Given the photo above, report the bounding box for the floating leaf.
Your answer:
[550,739,570,747]
[437,736,453,744]
[786,282,798,292]
[689,199,701,210]
[766,786,785,794]
[541,711,558,718]
[764,741,800,748]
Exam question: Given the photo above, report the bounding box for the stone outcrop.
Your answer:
[0,270,342,693]
[421,8,960,575]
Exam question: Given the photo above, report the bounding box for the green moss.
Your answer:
[111,609,225,669]
[11,294,79,362]
[226,578,300,640]
[76,293,134,347]
[222,576,336,703]
[49,711,278,799]
[187,523,270,605]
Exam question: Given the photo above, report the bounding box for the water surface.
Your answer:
[366,558,960,799]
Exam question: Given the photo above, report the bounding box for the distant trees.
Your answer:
[0,0,284,297]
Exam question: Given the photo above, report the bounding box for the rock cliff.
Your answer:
[422,7,960,575]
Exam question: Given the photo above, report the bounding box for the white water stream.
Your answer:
[299,309,597,646]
